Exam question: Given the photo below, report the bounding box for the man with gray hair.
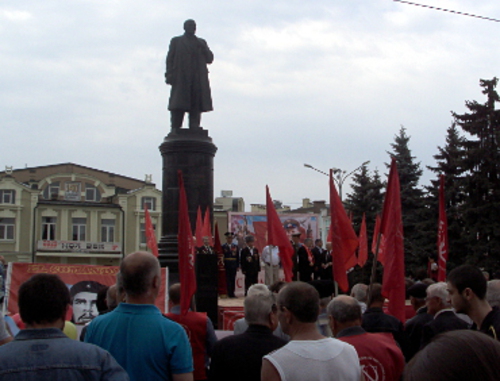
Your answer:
[209,284,286,381]
[350,283,368,313]
[328,295,405,381]
[487,280,500,308]
[421,281,469,348]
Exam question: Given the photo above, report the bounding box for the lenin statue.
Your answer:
[165,19,214,130]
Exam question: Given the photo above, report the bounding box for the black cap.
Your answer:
[224,232,234,237]
[407,282,428,299]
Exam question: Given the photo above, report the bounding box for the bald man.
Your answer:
[85,252,194,381]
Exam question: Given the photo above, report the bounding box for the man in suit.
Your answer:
[297,238,315,282]
[421,282,469,348]
[290,233,301,281]
[240,235,260,296]
[311,239,325,280]
[403,282,433,361]
[319,242,333,280]
[209,285,286,381]
[222,232,239,298]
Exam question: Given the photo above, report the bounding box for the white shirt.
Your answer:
[262,245,280,266]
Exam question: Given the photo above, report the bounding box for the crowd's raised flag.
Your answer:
[358,213,368,268]
[437,174,449,282]
[330,170,359,292]
[177,171,197,315]
[195,206,203,247]
[203,206,213,246]
[266,185,294,282]
[380,158,406,323]
[144,204,159,257]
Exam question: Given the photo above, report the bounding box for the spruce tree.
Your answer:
[453,78,500,271]
[386,126,425,275]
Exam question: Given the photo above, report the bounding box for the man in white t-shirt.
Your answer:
[261,282,362,381]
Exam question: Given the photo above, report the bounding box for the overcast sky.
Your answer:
[2,0,499,210]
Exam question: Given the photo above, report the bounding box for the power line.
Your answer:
[393,0,500,23]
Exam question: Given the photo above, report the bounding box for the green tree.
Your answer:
[386,126,425,275]
[453,78,500,271]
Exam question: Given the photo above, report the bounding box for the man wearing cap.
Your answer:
[403,282,433,361]
[222,232,239,298]
[240,236,260,296]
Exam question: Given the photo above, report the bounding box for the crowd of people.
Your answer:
[1,249,500,380]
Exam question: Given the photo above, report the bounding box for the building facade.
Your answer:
[0,163,161,266]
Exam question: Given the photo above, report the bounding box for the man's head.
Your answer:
[327,295,362,336]
[224,232,234,244]
[350,283,368,303]
[106,284,119,311]
[183,19,196,35]
[245,235,255,248]
[315,239,323,248]
[447,265,487,314]
[304,238,313,249]
[120,251,161,302]
[244,285,278,329]
[407,282,428,311]
[426,282,450,315]
[19,274,70,329]
[291,233,301,244]
[202,236,210,246]
[487,280,500,308]
[325,242,332,251]
[367,283,385,308]
[277,282,319,333]
[70,280,105,324]
[168,283,182,306]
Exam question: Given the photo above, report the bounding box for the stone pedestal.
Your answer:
[158,128,217,275]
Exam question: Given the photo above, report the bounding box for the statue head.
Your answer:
[184,19,196,36]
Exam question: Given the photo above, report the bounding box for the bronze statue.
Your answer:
[165,19,214,130]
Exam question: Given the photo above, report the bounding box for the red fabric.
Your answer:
[338,332,405,381]
[144,205,159,257]
[195,206,203,248]
[178,171,197,316]
[166,311,208,380]
[330,171,359,292]
[203,206,213,246]
[304,245,314,264]
[266,185,295,282]
[371,214,380,255]
[358,213,368,267]
[380,158,406,323]
[213,222,227,295]
[437,174,448,282]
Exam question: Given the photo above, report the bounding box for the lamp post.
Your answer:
[303,161,370,201]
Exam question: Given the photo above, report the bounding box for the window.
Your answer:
[140,223,156,245]
[41,217,57,240]
[72,218,86,241]
[85,184,101,202]
[141,197,156,211]
[101,219,115,242]
[43,182,60,200]
[0,218,14,240]
[0,190,15,204]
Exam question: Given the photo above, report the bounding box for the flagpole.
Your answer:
[367,231,382,307]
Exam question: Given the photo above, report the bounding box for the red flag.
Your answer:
[202,206,213,246]
[266,186,295,282]
[144,204,159,257]
[330,170,359,292]
[437,174,448,282]
[380,158,406,323]
[213,222,227,295]
[358,213,368,267]
[195,206,203,248]
[177,171,197,315]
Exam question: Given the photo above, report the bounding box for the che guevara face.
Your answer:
[72,291,98,324]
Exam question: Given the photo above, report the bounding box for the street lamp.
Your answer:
[303,161,370,200]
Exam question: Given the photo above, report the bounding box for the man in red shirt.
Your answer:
[329,295,405,381]
[165,283,217,381]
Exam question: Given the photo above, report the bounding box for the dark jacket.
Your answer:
[362,307,405,348]
[403,306,433,361]
[240,247,260,276]
[420,310,469,348]
[209,325,286,381]
[479,306,500,341]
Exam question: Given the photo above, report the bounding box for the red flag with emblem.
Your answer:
[437,174,448,282]
[266,185,295,282]
[144,204,159,257]
[178,171,197,315]
[380,158,406,323]
[358,213,368,267]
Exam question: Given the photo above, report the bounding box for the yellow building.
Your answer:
[0,163,161,266]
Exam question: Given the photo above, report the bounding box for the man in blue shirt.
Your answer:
[86,251,193,381]
[0,273,128,381]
